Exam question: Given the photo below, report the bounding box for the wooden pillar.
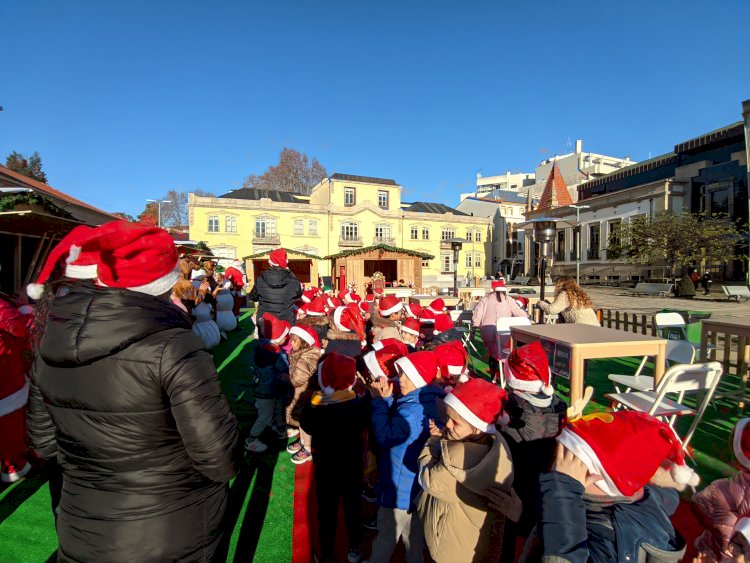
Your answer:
[24,232,49,286]
[13,235,22,294]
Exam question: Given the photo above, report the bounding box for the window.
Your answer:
[441,228,456,241]
[344,187,356,207]
[422,227,429,240]
[475,230,482,242]
[378,190,389,209]
[422,258,430,268]
[208,216,219,232]
[557,230,566,259]
[465,253,473,267]
[474,254,481,268]
[341,222,359,241]
[308,220,318,236]
[588,223,600,259]
[255,217,276,239]
[294,219,304,235]
[375,224,391,242]
[410,226,418,240]
[465,230,473,242]
[441,252,454,273]
[224,216,237,233]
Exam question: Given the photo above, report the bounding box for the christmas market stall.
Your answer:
[244,248,322,287]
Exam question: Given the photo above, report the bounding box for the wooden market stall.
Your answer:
[244,248,321,287]
[325,244,433,294]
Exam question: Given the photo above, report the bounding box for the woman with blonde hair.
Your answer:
[537,275,599,325]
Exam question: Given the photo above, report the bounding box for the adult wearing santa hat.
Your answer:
[417,378,518,563]
[248,247,303,334]
[471,278,527,382]
[27,221,239,563]
[223,259,247,317]
[531,410,695,562]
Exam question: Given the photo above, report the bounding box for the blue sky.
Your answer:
[2,0,749,217]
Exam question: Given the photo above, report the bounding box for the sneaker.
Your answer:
[286,439,303,454]
[1,462,32,483]
[361,484,377,503]
[347,549,363,563]
[362,515,378,530]
[287,427,300,438]
[244,437,269,453]
[291,448,312,465]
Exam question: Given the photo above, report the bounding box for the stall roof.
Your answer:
[244,248,323,260]
[324,244,434,260]
[0,209,84,236]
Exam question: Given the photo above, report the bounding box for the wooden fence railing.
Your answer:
[597,309,658,336]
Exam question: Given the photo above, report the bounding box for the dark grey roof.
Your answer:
[219,188,306,203]
[405,202,468,216]
[473,191,527,204]
[331,173,398,186]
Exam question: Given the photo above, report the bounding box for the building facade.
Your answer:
[188,173,492,284]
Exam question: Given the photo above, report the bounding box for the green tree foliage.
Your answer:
[242,147,328,195]
[5,151,48,183]
[607,212,744,278]
[112,212,136,222]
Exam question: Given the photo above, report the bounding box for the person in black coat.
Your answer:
[26,222,240,563]
[249,248,303,332]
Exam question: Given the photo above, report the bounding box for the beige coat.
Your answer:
[417,433,521,563]
[285,346,322,424]
[536,291,599,326]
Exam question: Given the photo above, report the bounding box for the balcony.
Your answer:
[587,248,600,260]
[253,233,280,245]
[339,237,363,247]
[374,236,395,245]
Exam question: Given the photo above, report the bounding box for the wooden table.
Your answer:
[510,324,667,404]
[384,287,414,301]
[699,317,750,405]
[409,295,461,309]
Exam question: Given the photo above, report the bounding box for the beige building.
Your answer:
[188,173,492,285]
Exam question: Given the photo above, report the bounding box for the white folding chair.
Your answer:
[655,311,716,359]
[608,340,696,393]
[496,317,532,386]
[606,361,723,450]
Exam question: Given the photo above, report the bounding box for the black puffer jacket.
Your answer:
[249,267,303,326]
[27,283,240,563]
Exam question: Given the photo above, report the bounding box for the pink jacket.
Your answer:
[692,470,750,560]
[471,293,527,329]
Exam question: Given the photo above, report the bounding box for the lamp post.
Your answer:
[146,199,170,228]
[447,238,465,297]
[570,204,591,284]
[533,220,557,303]
[742,99,750,285]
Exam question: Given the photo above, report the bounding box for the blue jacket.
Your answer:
[531,472,685,563]
[251,342,288,400]
[371,385,444,510]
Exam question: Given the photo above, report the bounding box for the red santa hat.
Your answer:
[394,351,439,389]
[268,248,288,268]
[364,342,408,380]
[289,324,321,348]
[326,296,342,309]
[444,378,509,434]
[427,298,446,314]
[433,314,455,335]
[379,295,403,317]
[419,309,436,324]
[558,410,700,497]
[306,296,327,316]
[502,341,554,396]
[27,225,101,299]
[733,418,750,470]
[357,300,370,316]
[400,317,421,337]
[371,338,409,354]
[301,289,317,304]
[365,293,376,303]
[349,293,362,303]
[333,306,366,344]
[435,341,468,377]
[260,313,290,344]
[404,303,423,320]
[317,352,357,396]
[492,280,509,292]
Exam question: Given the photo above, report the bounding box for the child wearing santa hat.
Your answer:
[284,325,323,465]
[522,410,697,562]
[692,418,750,561]
[417,378,519,563]
[399,318,421,352]
[498,341,566,562]
[295,295,330,343]
[324,306,366,358]
[299,353,368,563]
[371,295,405,343]
[422,314,462,351]
[368,351,444,563]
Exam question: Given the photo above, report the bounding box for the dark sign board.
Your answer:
[540,338,571,379]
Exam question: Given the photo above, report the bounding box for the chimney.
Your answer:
[575,139,583,153]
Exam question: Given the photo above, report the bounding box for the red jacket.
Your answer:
[0,299,32,415]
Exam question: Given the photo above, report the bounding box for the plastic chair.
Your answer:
[608,340,696,393]
[655,311,716,359]
[606,361,723,450]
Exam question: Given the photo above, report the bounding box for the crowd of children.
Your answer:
[241,281,750,563]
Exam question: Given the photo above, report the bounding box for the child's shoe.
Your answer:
[1,462,31,483]
[244,437,269,453]
[286,439,303,454]
[291,448,312,464]
[347,549,363,563]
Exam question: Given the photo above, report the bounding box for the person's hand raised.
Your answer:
[552,443,601,489]
[428,419,442,437]
[369,377,393,399]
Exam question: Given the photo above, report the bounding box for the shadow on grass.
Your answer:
[0,472,48,526]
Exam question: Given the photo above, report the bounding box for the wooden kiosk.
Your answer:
[325,244,432,294]
[244,248,321,286]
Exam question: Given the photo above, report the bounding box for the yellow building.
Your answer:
[188,173,492,285]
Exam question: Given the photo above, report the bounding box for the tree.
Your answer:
[112,212,136,222]
[607,212,744,278]
[6,151,48,183]
[161,190,188,227]
[242,147,328,195]
[137,203,158,227]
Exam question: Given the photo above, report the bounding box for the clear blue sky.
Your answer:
[2,0,749,217]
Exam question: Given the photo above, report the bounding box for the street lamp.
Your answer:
[533,220,557,303]
[446,238,465,297]
[146,199,170,228]
[742,99,750,285]
[570,204,591,284]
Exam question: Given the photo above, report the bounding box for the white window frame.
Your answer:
[465,253,473,267]
[293,219,304,236]
[308,220,318,236]
[378,190,389,209]
[465,230,473,242]
[341,221,359,241]
[441,251,454,273]
[474,253,482,268]
[422,227,430,240]
[255,217,276,238]
[224,215,237,233]
[441,228,456,241]
[208,216,219,232]
[475,229,482,242]
[375,223,391,242]
[410,226,418,240]
[344,187,356,206]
